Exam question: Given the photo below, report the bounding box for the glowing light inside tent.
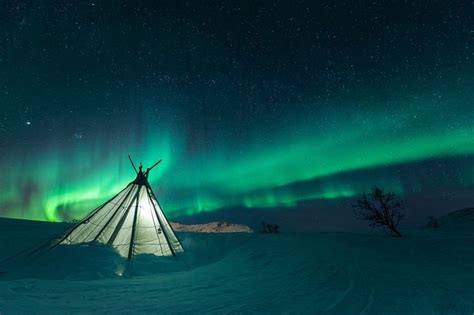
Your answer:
[115,265,125,277]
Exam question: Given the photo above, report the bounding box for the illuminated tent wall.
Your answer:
[58,157,184,259]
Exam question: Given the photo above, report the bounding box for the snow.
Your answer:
[1,217,474,314]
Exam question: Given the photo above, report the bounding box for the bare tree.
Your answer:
[260,221,280,234]
[353,186,404,237]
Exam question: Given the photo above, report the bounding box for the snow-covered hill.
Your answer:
[424,207,474,236]
[438,207,474,228]
[171,221,253,233]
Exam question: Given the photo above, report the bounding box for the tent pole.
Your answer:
[148,187,181,242]
[128,155,138,174]
[146,187,178,256]
[150,187,181,236]
[107,188,140,245]
[90,184,135,242]
[127,186,142,260]
[80,187,132,242]
[145,159,162,175]
[79,183,131,226]
[43,184,131,253]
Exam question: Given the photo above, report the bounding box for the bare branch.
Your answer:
[353,186,404,237]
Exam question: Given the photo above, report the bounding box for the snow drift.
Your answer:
[1,216,474,314]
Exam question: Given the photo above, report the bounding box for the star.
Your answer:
[25,121,31,125]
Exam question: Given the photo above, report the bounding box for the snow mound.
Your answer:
[439,207,474,224]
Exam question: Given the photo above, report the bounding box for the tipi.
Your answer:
[57,156,184,259]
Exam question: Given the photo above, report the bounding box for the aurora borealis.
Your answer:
[0,1,473,225]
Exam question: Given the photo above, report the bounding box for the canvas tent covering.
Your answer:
[59,157,184,259]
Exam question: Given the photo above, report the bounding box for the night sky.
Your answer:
[0,1,472,228]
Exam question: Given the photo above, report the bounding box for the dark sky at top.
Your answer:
[0,1,472,229]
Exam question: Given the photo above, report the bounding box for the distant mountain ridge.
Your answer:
[438,207,474,227]
[423,207,474,235]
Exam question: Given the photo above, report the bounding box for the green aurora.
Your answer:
[1,88,473,222]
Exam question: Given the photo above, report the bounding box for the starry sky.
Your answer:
[0,1,473,228]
